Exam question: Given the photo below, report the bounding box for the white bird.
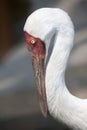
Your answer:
[24,8,87,130]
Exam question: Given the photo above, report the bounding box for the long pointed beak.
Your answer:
[31,54,48,117]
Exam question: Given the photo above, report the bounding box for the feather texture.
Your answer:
[24,8,87,130]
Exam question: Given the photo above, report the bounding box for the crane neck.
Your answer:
[45,17,87,129]
[45,21,74,97]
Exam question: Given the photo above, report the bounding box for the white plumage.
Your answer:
[24,8,87,130]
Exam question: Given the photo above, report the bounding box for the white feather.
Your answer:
[24,8,87,130]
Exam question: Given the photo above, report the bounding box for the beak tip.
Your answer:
[41,109,48,118]
[39,100,48,118]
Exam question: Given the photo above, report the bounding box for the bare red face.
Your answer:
[24,32,46,59]
[24,32,48,118]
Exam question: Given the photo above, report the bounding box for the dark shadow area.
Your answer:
[0,114,70,130]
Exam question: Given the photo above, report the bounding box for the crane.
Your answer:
[24,8,87,130]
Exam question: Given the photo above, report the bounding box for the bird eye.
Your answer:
[30,39,36,44]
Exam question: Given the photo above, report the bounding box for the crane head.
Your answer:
[24,31,48,117]
[23,8,57,118]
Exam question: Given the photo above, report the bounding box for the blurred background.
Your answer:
[0,0,87,129]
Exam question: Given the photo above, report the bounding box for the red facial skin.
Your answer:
[24,32,48,117]
[24,32,46,59]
